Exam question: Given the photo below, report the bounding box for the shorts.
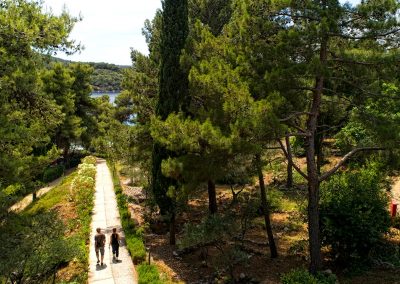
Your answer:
[95,246,105,255]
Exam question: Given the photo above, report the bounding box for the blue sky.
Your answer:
[43,0,360,66]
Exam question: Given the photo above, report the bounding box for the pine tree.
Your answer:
[152,0,189,245]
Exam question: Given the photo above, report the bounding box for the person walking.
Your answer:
[109,228,120,261]
[94,228,106,266]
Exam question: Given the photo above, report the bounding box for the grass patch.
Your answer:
[1,157,96,283]
[26,173,76,214]
[137,263,163,284]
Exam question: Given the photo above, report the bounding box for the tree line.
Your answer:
[0,0,117,217]
[1,0,400,280]
[113,0,400,275]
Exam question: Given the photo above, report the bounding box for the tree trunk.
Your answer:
[169,212,176,245]
[256,154,278,258]
[315,131,324,175]
[285,136,293,188]
[305,32,328,273]
[207,180,218,214]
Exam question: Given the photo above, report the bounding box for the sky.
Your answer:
[43,0,360,66]
[43,0,162,65]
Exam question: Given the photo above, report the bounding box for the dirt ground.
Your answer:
[119,160,400,284]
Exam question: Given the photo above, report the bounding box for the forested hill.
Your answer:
[53,57,129,92]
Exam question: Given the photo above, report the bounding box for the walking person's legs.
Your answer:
[111,244,119,260]
[95,247,100,264]
[100,247,105,265]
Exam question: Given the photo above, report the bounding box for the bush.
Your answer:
[290,136,306,157]
[81,155,97,165]
[126,235,146,264]
[281,269,317,284]
[108,162,146,264]
[137,264,162,284]
[320,166,391,263]
[392,216,400,230]
[43,165,65,183]
[281,269,337,284]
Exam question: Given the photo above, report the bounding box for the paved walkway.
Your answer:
[88,159,137,284]
[392,177,400,204]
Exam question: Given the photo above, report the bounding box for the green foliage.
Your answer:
[281,269,337,284]
[180,212,251,280]
[290,137,306,157]
[137,264,163,284]
[12,157,96,282]
[320,166,391,263]
[109,163,146,264]
[41,62,94,157]
[126,236,146,264]
[152,0,189,216]
[91,68,123,92]
[180,214,237,249]
[334,121,374,154]
[81,155,97,165]
[69,157,96,264]
[42,164,65,183]
[0,211,78,284]
[392,216,400,230]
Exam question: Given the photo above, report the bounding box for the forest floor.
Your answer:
[119,156,400,284]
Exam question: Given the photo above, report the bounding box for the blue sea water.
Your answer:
[91,92,119,104]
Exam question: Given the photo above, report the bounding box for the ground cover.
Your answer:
[117,155,400,284]
[0,156,97,283]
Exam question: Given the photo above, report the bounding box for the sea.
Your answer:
[91,92,119,104]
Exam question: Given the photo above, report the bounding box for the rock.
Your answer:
[240,273,246,279]
[122,178,132,185]
[322,269,333,275]
[124,186,146,202]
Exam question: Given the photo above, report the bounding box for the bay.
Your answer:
[91,92,120,104]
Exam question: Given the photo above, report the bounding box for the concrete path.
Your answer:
[392,177,400,204]
[88,159,137,284]
[9,168,75,213]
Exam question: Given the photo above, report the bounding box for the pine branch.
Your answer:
[319,147,385,182]
[277,139,309,181]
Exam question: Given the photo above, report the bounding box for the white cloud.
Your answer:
[43,0,162,65]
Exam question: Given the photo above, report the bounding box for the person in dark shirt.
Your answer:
[94,228,106,266]
[109,228,120,261]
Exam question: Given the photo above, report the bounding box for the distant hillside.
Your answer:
[52,57,130,92]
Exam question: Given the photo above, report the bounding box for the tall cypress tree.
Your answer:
[152,0,188,244]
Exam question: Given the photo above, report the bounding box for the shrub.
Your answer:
[137,264,162,284]
[126,235,146,264]
[290,136,306,157]
[334,121,372,154]
[281,269,337,284]
[43,165,65,183]
[320,166,391,263]
[81,155,97,165]
[281,269,317,284]
[392,216,400,230]
[108,162,146,264]
[267,187,284,212]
